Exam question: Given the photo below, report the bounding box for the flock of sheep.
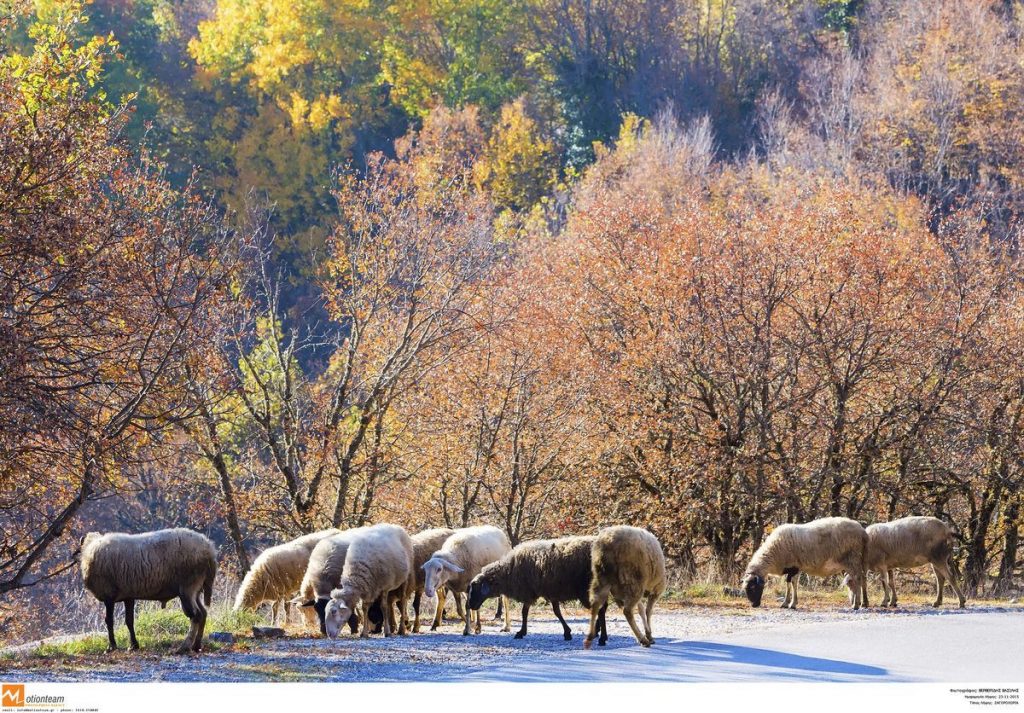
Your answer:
[76,514,965,655]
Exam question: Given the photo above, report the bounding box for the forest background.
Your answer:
[3,0,1024,643]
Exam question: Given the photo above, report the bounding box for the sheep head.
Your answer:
[467,576,491,611]
[324,590,354,639]
[741,572,765,607]
[422,555,463,597]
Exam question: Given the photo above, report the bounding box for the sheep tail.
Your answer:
[204,559,217,607]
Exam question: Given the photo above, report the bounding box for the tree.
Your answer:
[0,2,242,593]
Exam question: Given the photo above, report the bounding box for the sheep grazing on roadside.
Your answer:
[421,525,512,635]
[583,526,665,649]
[78,528,217,654]
[323,524,414,638]
[409,527,455,633]
[862,516,966,609]
[294,528,371,635]
[233,528,340,626]
[741,516,868,610]
[467,535,607,642]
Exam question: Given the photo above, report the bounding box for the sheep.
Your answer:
[294,527,371,635]
[323,524,414,638]
[409,527,455,633]
[862,515,966,609]
[467,535,607,642]
[78,528,217,654]
[741,516,868,610]
[421,525,512,635]
[233,528,340,626]
[583,526,665,649]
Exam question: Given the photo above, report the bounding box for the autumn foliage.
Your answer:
[3,0,1024,643]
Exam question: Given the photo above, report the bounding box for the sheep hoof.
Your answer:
[598,639,607,647]
[640,639,651,648]
[647,638,656,645]
[583,638,593,650]
[513,631,526,639]
[563,633,572,641]
[105,646,117,654]
[128,643,140,652]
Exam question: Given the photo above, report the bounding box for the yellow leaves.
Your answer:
[473,97,556,212]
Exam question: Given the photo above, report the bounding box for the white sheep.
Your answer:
[294,527,370,634]
[421,525,512,635]
[583,526,665,649]
[233,528,340,625]
[78,528,217,654]
[323,524,414,638]
[863,515,966,608]
[409,527,455,633]
[741,516,868,610]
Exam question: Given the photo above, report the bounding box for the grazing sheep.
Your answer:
[234,528,340,625]
[584,526,665,649]
[78,528,217,654]
[294,528,371,635]
[741,516,868,610]
[409,527,455,633]
[323,524,414,638]
[467,535,607,642]
[421,525,512,635]
[862,516,966,608]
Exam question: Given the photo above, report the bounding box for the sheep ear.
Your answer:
[444,561,464,574]
[298,599,315,608]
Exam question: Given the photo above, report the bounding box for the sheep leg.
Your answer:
[790,577,799,609]
[493,595,504,621]
[191,592,207,652]
[887,570,898,607]
[932,563,947,607]
[845,572,861,610]
[500,595,511,632]
[460,592,472,636]
[514,602,531,639]
[598,602,609,646]
[551,601,572,641]
[623,602,650,647]
[431,589,444,630]
[941,560,967,608]
[398,583,410,636]
[637,598,653,642]
[781,579,792,608]
[125,599,140,651]
[176,592,199,654]
[643,594,656,644]
[360,601,373,638]
[453,588,466,620]
[271,600,280,626]
[412,589,422,633]
[104,600,118,653]
[584,589,609,649]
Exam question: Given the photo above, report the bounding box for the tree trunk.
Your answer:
[996,493,1020,595]
[965,482,1001,596]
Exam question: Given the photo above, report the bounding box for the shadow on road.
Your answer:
[462,639,894,683]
